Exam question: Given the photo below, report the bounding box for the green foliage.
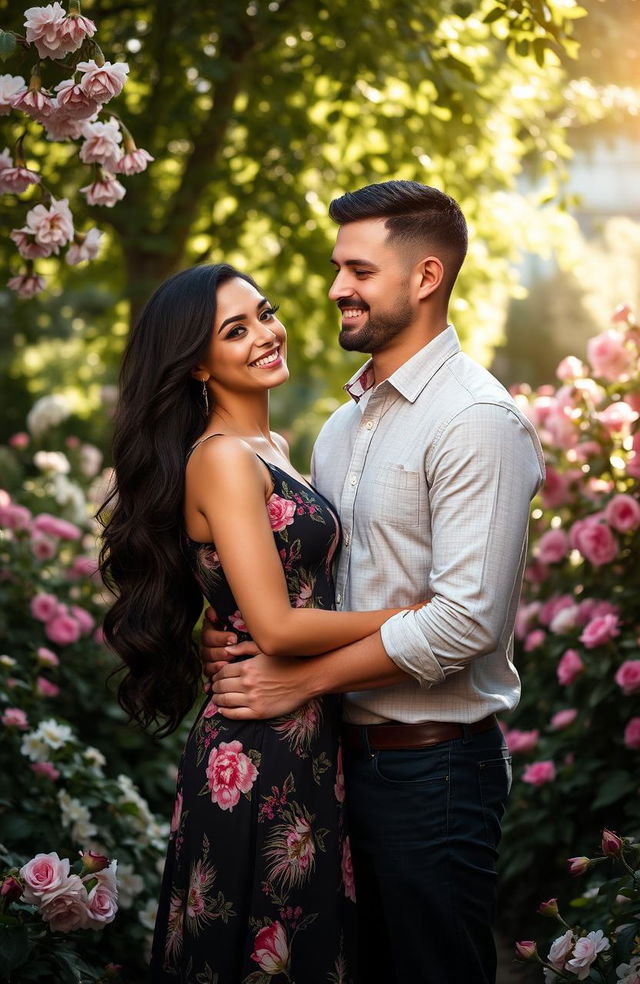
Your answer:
[0,0,589,464]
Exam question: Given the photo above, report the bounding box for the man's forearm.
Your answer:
[300,630,410,699]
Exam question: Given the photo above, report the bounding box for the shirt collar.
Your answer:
[343,324,461,405]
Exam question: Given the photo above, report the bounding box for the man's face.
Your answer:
[328,218,415,354]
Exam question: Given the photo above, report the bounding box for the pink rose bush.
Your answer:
[2,3,152,298]
[500,306,640,919]
[515,830,640,982]
[1,424,173,979]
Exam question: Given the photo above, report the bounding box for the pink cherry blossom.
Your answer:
[80,119,123,172]
[36,676,60,698]
[37,647,59,667]
[10,86,56,121]
[0,165,40,194]
[522,760,556,786]
[565,930,610,979]
[597,401,638,436]
[43,113,85,140]
[206,740,258,811]
[571,517,618,567]
[604,493,640,533]
[251,921,289,975]
[66,227,103,265]
[45,612,82,646]
[20,851,70,903]
[587,329,634,382]
[7,272,46,298]
[10,229,53,260]
[615,660,640,696]
[579,613,620,649]
[21,198,74,252]
[53,79,101,121]
[623,717,640,749]
[0,75,27,114]
[2,707,29,729]
[30,761,60,781]
[536,529,569,565]
[550,709,578,730]
[557,649,584,685]
[114,147,154,175]
[77,60,130,102]
[80,173,126,207]
[30,592,60,622]
[505,729,539,754]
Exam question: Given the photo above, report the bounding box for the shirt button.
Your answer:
[365,420,373,430]
[344,530,351,546]
[350,474,357,486]
[336,592,342,605]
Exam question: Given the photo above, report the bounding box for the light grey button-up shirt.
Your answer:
[311,325,545,725]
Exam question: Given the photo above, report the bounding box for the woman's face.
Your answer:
[200,277,289,395]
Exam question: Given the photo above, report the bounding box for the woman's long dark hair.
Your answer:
[98,264,258,736]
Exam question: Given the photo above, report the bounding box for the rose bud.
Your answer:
[79,849,110,874]
[601,829,623,857]
[0,875,23,903]
[515,940,538,961]
[568,856,591,876]
[537,898,559,919]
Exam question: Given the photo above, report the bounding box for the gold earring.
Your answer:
[202,379,209,415]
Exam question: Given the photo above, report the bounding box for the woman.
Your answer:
[99,264,412,984]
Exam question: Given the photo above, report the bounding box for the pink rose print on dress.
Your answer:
[229,610,247,633]
[170,791,183,835]
[334,746,345,803]
[267,494,296,532]
[341,836,356,902]
[251,920,290,975]
[206,740,258,811]
[199,547,221,570]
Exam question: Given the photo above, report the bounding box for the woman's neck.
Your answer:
[208,390,272,443]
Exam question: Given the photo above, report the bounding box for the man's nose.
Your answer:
[328,273,352,301]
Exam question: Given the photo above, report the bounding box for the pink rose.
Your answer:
[547,930,576,970]
[251,921,289,975]
[576,598,618,625]
[10,86,56,122]
[556,356,588,382]
[79,120,123,172]
[114,147,154,175]
[70,606,95,636]
[342,836,356,902]
[80,173,126,207]
[59,11,97,52]
[550,709,578,731]
[568,856,590,876]
[522,760,556,786]
[0,165,40,193]
[604,494,640,533]
[77,60,130,102]
[571,518,618,567]
[541,466,572,509]
[597,401,638,436]
[0,502,32,529]
[206,740,258,811]
[0,76,27,114]
[267,494,297,532]
[514,601,541,640]
[39,875,90,931]
[2,707,28,729]
[37,647,59,667]
[53,79,101,120]
[32,513,81,540]
[7,273,46,298]
[43,113,85,140]
[505,729,539,754]
[80,851,110,875]
[36,676,60,698]
[565,930,610,978]
[579,614,620,649]
[623,717,640,749]
[544,406,578,450]
[45,612,82,646]
[587,329,634,382]
[1,876,23,903]
[549,605,579,635]
[8,432,29,449]
[615,660,640,696]
[31,535,57,561]
[68,555,99,579]
[524,629,545,652]
[24,2,93,59]
[30,761,60,781]
[21,198,74,253]
[85,861,117,929]
[30,593,60,622]
[19,851,70,904]
[557,649,584,686]
[536,529,569,565]
[538,595,574,627]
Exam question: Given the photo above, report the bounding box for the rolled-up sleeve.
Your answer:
[380,402,544,686]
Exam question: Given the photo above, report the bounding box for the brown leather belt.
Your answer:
[342,714,498,751]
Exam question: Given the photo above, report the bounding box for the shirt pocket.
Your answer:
[372,463,421,527]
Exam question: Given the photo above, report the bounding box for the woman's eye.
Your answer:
[226,325,246,338]
[260,304,280,320]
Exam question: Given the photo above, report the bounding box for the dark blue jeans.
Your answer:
[343,724,511,984]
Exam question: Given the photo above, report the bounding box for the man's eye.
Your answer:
[355,270,371,277]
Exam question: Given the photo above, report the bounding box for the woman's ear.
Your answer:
[190,368,210,382]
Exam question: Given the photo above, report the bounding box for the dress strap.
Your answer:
[185,433,225,460]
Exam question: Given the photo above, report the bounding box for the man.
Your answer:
[202,181,544,983]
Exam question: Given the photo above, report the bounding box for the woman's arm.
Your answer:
[186,437,406,659]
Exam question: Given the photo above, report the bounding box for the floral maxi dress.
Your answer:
[150,456,355,984]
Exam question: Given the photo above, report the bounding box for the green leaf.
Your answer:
[483,6,507,23]
[591,771,634,809]
[0,30,17,60]
[0,924,33,972]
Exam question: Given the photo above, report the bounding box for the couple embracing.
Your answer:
[100,180,544,984]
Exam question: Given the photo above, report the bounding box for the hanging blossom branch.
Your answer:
[0,1,153,298]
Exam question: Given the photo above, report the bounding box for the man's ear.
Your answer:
[416,256,444,300]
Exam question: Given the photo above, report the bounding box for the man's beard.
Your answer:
[338,296,414,354]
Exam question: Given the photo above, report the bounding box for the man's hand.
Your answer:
[212,652,311,720]
[200,605,261,682]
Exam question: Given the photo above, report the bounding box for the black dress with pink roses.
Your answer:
[150,455,355,984]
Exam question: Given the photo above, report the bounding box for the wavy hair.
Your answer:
[98,264,258,736]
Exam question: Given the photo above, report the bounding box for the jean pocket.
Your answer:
[478,752,511,848]
[373,746,450,785]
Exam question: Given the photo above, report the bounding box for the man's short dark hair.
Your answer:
[329,180,468,294]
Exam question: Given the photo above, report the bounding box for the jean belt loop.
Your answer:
[361,726,374,758]
[461,723,473,744]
